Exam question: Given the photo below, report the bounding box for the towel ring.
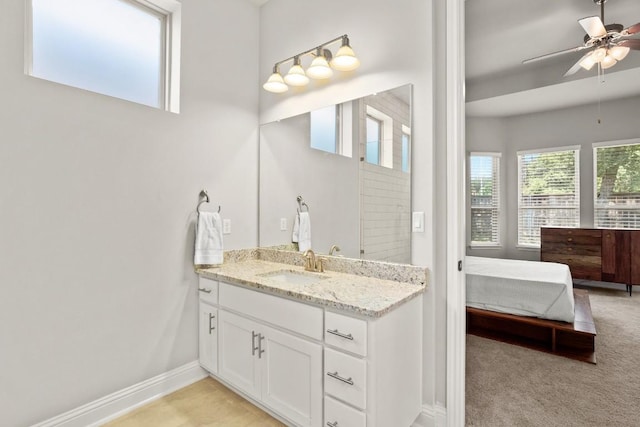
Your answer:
[296,195,309,213]
[197,190,221,215]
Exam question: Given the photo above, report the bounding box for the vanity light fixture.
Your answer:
[263,34,360,93]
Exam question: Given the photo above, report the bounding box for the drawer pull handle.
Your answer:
[258,334,265,359]
[209,313,215,333]
[198,288,212,293]
[567,238,573,242]
[327,422,339,427]
[327,329,354,340]
[327,371,354,386]
[252,331,259,356]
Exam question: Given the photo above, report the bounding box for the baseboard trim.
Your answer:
[31,361,208,427]
[413,404,447,427]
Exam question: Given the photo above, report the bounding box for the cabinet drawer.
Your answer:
[219,282,323,340]
[198,277,218,305]
[324,348,367,410]
[325,311,367,357]
[324,395,366,427]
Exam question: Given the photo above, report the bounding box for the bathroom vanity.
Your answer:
[197,248,427,427]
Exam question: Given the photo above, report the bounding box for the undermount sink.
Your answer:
[259,270,326,285]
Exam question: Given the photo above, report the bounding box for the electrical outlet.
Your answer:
[223,219,231,234]
[280,218,287,231]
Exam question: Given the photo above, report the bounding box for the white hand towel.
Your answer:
[297,212,312,252]
[292,213,300,243]
[194,212,224,266]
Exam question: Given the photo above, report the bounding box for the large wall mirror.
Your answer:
[259,84,412,264]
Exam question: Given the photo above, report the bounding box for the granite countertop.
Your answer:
[197,249,427,318]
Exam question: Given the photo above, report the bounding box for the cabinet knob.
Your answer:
[567,238,573,242]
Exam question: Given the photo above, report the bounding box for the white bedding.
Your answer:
[465,256,575,323]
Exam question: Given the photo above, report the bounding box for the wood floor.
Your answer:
[104,377,285,427]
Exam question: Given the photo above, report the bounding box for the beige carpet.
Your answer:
[466,287,640,426]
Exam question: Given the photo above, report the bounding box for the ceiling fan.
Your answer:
[522,0,640,76]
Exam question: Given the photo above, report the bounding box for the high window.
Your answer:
[517,146,580,247]
[469,153,501,246]
[365,115,382,165]
[27,0,181,112]
[594,139,640,229]
[311,105,340,154]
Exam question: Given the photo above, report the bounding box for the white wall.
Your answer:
[258,0,441,410]
[466,95,640,261]
[0,1,260,425]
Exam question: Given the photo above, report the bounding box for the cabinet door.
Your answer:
[218,310,261,400]
[198,301,218,374]
[601,230,631,284]
[631,231,640,285]
[260,324,322,427]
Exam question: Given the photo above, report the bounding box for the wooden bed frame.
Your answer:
[466,289,597,364]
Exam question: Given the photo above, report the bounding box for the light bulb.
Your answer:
[592,47,607,63]
[284,57,309,86]
[330,37,360,71]
[609,45,630,61]
[601,54,617,69]
[263,68,288,93]
[306,49,333,79]
[579,52,597,70]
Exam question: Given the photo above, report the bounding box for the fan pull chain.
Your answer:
[597,63,603,124]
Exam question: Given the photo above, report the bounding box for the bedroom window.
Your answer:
[594,139,640,229]
[469,153,501,246]
[517,146,580,247]
[26,0,182,112]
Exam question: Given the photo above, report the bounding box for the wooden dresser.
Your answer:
[541,227,640,296]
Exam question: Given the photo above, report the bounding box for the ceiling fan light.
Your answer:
[609,45,630,61]
[592,47,607,63]
[579,53,597,70]
[601,54,618,69]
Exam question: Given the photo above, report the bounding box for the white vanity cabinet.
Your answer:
[198,278,218,374]
[198,276,423,427]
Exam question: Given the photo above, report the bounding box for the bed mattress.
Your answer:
[465,256,575,323]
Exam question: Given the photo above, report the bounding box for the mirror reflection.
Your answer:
[259,84,412,263]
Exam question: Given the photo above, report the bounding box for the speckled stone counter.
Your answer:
[196,248,428,318]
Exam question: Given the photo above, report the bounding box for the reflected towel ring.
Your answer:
[296,195,309,213]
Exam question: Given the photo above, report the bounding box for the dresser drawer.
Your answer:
[219,282,323,340]
[324,395,366,427]
[198,277,219,305]
[324,348,367,410]
[325,311,367,357]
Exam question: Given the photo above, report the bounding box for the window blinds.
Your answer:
[594,142,640,229]
[470,153,500,245]
[517,147,580,247]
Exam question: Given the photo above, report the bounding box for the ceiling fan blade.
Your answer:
[623,22,640,36]
[618,39,640,50]
[579,16,607,38]
[564,51,594,77]
[522,45,587,65]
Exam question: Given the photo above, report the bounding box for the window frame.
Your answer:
[468,151,501,247]
[365,114,383,165]
[517,145,581,249]
[24,0,182,113]
[401,124,411,173]
[593,138,640,230]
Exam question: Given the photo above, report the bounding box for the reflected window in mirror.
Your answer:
[311,105,341,154]
[402,125,411,173]
[365,106,393,168]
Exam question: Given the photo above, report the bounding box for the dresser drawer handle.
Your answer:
[327,422,339,427]
[198,288,212,293]
[327,329,354,340]
[567,238,573,242]
[327,371,354,385]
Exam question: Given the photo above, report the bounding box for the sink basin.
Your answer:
[259,270,326,285]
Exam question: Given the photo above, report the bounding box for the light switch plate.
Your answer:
[223,219,231,234]
[280,218,287,231]
[412,212,425,232]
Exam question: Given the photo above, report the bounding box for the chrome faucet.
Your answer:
[329,245,341,256]
[303,249,316,271]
